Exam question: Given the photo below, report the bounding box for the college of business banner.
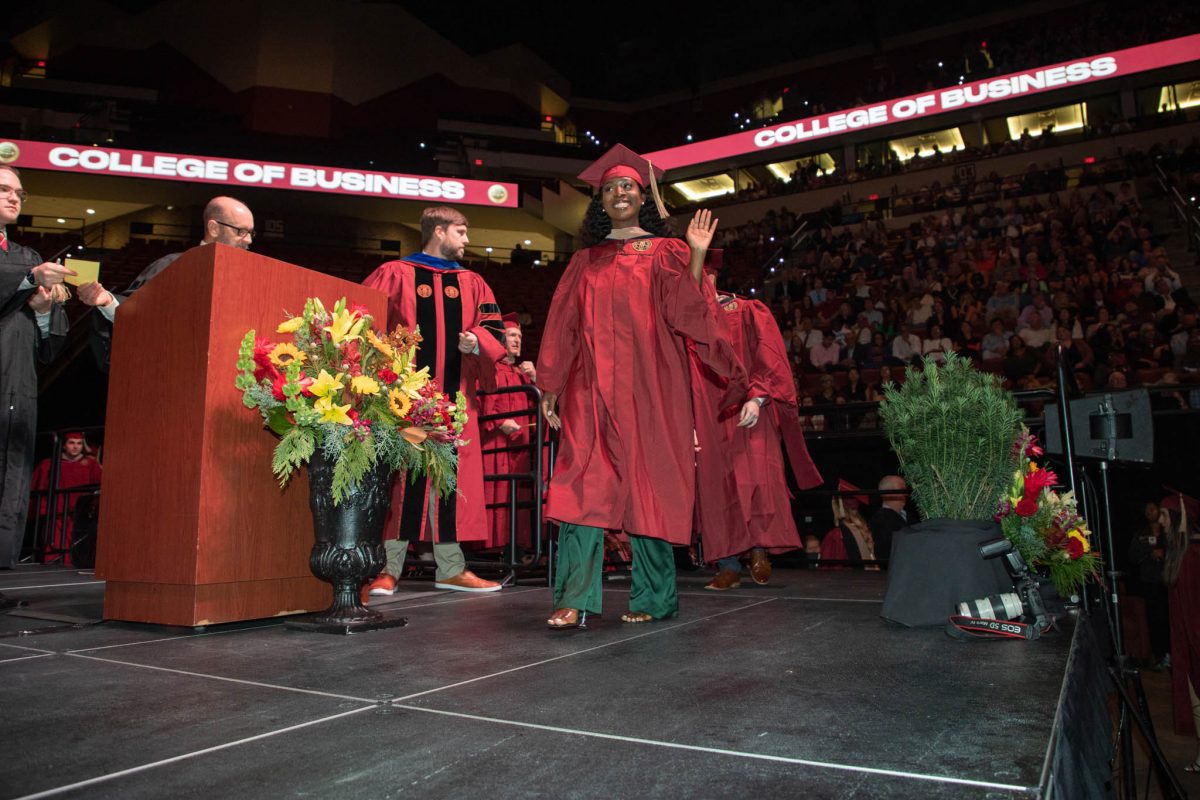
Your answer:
[646,33,1200,171]
[0,139,519,208]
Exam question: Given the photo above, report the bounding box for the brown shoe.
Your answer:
[749,549,772,585]
[434,570,502,593]
[704,569,742,590]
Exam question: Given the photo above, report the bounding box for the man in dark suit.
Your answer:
[868,474,909,565]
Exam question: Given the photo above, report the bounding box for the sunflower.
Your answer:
[388,388,412,418]
[268,342,307,367]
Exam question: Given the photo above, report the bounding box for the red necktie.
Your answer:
[0,230,7,252]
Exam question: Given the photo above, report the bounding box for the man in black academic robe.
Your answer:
[0,165,72,571]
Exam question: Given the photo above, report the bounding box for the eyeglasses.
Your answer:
[213,219,255,238]
[0,185,28,202]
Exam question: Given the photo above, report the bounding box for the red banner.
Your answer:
[646,34,1200,170]
[0,139,519,208]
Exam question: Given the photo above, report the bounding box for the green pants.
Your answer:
[553,523,678,619]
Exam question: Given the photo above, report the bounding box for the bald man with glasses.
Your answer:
[80,196,254,369]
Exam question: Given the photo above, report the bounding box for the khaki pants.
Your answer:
[384,490,466,581]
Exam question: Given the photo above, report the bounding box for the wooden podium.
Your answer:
[95,245,387,626]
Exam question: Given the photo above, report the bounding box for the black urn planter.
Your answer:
[285,451,408,634]
[880,518,1013,627]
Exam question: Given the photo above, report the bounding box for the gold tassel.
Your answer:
[645,159,669,220]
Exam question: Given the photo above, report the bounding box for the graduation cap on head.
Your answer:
[838,479,870,508]
[578,143,670,220]
[63,432,86,442]
[501,312,521,330]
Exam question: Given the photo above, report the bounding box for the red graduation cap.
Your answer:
[577,143,670,220]
[838,479,870,507]
[63,432,86,441]
[501,312,521,330]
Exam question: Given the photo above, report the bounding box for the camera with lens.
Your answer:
[957,538,1052,631]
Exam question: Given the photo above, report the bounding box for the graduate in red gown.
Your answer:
[29,432,102,565]
[477,313,537,552]
[692,274,822,589]
[538,144,745,628]
[362,207,507,595]
[1164,493,1200,769]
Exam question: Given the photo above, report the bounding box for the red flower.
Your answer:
[271,372,288,401]
[1065,537,1085,559]
[1023,468,1057,499]
[1025,435,1044,458]
[253,337,281,382]
[349,303,371,318]
[378,368,398,384]
[1015,497,1039,517]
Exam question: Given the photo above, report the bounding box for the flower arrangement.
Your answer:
[234,297,468,504]
[994,428,1100,597]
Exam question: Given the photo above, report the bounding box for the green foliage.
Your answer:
[272,428,315,488]
[879,353,1023,521]
[331,437,372,505]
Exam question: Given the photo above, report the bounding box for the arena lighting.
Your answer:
[85,208,95,214]
[523,239,531,245]
[56,218,65,223]
[533,259,541,266]
[485,247,493,253]
[686,134,693,141]
[419,142,426,148]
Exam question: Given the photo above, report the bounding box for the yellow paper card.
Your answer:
[63,259,100,287]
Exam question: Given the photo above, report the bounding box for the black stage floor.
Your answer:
[1,565,1089,799]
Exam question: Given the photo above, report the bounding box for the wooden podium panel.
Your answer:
[96,245,387,626]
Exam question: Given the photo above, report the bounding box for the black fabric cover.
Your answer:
[881,519,1014,627]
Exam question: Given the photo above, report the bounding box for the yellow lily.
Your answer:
[325,307,367,344]
[308,369,344,399]
[401,365,431,398]
[351,375,381,395]
[314,395,354,426]
[276,316,304,334]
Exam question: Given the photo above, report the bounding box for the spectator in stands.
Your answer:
[890,323,922,365]
[1018,313,1055,350]
[80,196,256,370]
[981,318,1012,360]
[1017,292,1054,330]
[809,330,842,372]
[1004,335,1042,386]
[921,323,953,363]
[0,164,74,570]
[1049,324,1094,376]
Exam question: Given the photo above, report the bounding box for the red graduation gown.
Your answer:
[363,259,506,543]
[693,296,822,561]
[477,360,535,549]
[29,455,102,564]
[537,237,745,544]
[1169,541,1200,736]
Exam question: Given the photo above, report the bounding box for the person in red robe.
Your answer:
[362,206,507,594]
[29,432,102,565]
[1164,493,1200,770]
[692,273,822,590]
[476,313,537,552]
[538,144,745,628]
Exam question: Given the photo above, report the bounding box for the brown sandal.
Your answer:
[620,611,653,624]
[547,608,587,629]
